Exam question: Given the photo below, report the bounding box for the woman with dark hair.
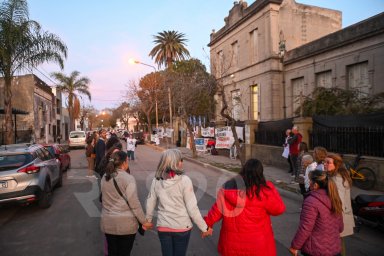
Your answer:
[85,134,96,178]
[324,153,354,255]
[290,170,344,256]
[146,149,212,256]
[101,151,152,256]
[204,158,285,256]
[95,140,123,178]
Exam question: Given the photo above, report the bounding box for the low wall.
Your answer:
[243,144,384,191]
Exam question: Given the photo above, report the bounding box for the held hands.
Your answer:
[288,247,298,256]
[142,221,153,230]
[201,227,213,238]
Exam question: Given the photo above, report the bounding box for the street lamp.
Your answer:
[130,59,160,132]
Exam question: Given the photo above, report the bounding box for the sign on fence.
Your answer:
[215,126,244,149]
[201,127,215,137]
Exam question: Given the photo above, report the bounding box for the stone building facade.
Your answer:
[209,0,341,124]
[0,74,55,143]
[283,12,384,117]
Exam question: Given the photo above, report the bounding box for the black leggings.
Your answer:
[105,233,136,256]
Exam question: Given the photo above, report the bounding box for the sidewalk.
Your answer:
[146,142,384,198]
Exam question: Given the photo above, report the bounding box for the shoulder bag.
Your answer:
[112,177,145,236]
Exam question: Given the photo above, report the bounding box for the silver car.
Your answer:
[0,144,62,208]
[68,131,87,149]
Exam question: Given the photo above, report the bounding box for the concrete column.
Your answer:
[244,120,258,144]
[244,120,258,161]
[293,117,313,145]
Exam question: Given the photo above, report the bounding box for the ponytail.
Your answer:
[310,170,342,215]
[105,151,128,181]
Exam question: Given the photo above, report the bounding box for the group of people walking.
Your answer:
[99,146,286,256]
[284,126,355,256]
[84,126,355,256]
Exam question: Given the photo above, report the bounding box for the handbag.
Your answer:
[112,177,145,236]
[282,146,289,159]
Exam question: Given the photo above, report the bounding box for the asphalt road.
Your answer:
[0,144,383,256]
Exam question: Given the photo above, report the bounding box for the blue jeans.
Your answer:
[127,150,135,160]
[158,230,191,256]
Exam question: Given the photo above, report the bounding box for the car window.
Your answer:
[70,132,86,138]
[45,146,55,157]
[35,148,47,161]
[0,154,33,171]
[41,147,53,160]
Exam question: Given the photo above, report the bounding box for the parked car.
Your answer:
[0,143,62,208]
[68,131,86,149]
[43,144,71,172]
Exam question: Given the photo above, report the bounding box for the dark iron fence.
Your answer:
[255,118,294,146]
[309,126,384,158]
[254,114,384,158]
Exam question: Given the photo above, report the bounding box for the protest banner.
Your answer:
[201,127,215,137]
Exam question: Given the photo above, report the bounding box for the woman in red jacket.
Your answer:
[289,170,344,256]
[204,158,285,256]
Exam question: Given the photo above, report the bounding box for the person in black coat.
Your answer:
[95,129,107,169]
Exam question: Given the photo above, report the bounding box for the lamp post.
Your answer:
[130,59,159,132]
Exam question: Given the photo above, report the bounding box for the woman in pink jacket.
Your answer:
[204,158,285,256]
[290,170,344,256]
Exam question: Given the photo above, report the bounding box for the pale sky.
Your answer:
[27,0,384,110]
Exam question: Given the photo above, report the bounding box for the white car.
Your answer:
[68,131,87,149]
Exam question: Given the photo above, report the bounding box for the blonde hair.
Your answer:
[155,149,184,179]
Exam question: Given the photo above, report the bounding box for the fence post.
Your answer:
[293,117,313,146]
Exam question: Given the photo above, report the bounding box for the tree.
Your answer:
[149,30,190,141]
[51,71,91,131]
[211,51,246,165]
[0,0,67,144]
[81,105,97,130]
[171,59,217,158]
[297,87,384,116]
[149,30,190,69]
[126,73,166,132]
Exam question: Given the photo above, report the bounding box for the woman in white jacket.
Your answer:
[146,149,212,256]
[324,153,355,256]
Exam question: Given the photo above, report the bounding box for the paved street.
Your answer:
[0,144,383,256]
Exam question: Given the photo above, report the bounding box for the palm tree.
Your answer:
[149,30,190,69]
[0,0,67,144]
[51,71,91,131]
[149,30,190,135]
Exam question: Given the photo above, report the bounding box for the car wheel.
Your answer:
[39,180,53,209]
[56,170,63,188]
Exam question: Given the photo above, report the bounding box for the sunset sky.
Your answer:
[27,0,384,110]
